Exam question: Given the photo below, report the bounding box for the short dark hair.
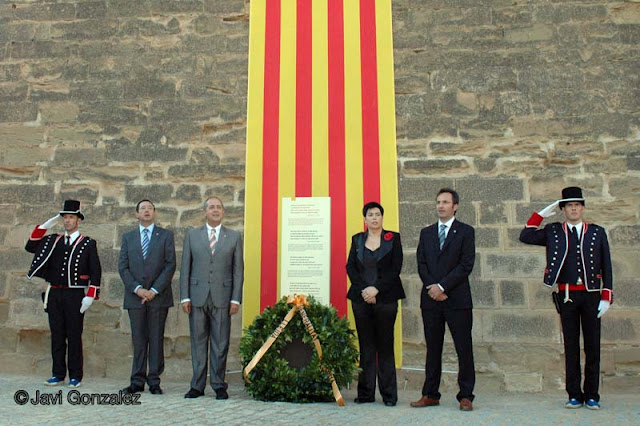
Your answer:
[204,196,224,210]
[437,188,459,205]
[136,199,155,212]
[362,201,384,217]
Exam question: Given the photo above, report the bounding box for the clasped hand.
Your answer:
[426,284,448,302]
[361,286,379,304]
[136,288,156,304]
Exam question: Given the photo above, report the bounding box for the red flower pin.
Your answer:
[384,232,393,241]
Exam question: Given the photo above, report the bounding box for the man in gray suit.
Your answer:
[119,199,176,395]
[180,196,243,399]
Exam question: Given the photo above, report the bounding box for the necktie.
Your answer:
[209,228,217,254]
[438,224,446,250]
[142,229,150,259]
[570,226,578,245]
[65,236,70,247]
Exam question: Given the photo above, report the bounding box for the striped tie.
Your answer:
[142,228,150,259]
[438,224,446,250]
[209,228,217,254]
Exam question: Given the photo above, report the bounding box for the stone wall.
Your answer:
[1,0,638,392]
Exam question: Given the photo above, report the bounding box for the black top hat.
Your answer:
[559,187,585,209]
[59,200,85,220]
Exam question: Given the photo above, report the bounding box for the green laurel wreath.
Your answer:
[239,296,359,402]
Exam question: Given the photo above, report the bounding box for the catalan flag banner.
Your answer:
[244,0,401,363]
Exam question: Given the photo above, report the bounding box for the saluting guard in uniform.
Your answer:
[520,187,613,410]
[25,200,101,388]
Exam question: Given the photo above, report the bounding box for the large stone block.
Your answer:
[77,100,146,126]
[504,24,553,43]
[479,202,508,225]
[0,249,33,271]
[475,227,499,248]
[404,159,471,176]
[9,278,43,301]
[10,299,48,329]
[504,372,543,392]
[17,329,50,355]
[602,313,639,343]
[456,177,524,202]
[0,300,9,323]
[39,101,80,124]
[614,347,640,365]
[51,20,118,41]
[9,41,75,60]
[398,178,454,203]
[0,101,38,123]
[471,279,496,308]
[609,225,640,247]
[10,2,76,21]
[484,253,545,279]
[98,248,121,275]
[167,164,244,180]
[612,251,640,279]
[483,311,559,343]
[0,326,17,353]
[53,148,108,167]
[401,308,423,345]
[613,279,640,308]
[125,184,174,204]
[500,280,526,307]
[93,329,132,357]
[104,136,188,162]
[83,303,123,330]
[0,353,35,375]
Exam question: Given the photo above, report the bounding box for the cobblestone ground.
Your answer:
[1,374,638,425]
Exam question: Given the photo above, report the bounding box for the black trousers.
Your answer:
[559,291,601,402]
[421,307,475,402]
[47,288,85,381]
[352,301,398,403]
[128,306,169,387]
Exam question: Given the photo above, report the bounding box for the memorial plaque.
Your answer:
[280,197,331,305]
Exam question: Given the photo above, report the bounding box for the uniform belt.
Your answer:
[557,283,586,291]
[50,285,73,289]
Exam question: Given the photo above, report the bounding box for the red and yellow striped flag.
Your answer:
[244,0,400,362]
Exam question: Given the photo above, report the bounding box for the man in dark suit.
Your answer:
[180,196,243,399]
[411,188,476,411]
[119,199,176,395]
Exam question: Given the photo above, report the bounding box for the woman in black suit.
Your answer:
[346,202,405,407]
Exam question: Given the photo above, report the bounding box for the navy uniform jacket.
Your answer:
[519,212,612,303]
[25,226,101,297]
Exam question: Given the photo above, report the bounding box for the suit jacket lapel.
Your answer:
[134,229,144,260]
[199,225,212,256]
[146,226,162,259]
[376,230,393,261]
[440,219,458,253]
[356,233,365,264]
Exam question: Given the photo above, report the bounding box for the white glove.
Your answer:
[538,200,560,218]
[41,215,61,229]
[597,300,610,318]
[80,297,94,314]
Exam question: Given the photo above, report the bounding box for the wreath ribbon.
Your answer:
[242,294,345,406]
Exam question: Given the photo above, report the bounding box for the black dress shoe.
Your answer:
[149,385,163,395]
[354,397,375,404]
[122,384,144,394]
[184,388,204,399]
[384,401,396,407]
[215,389,229,400]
